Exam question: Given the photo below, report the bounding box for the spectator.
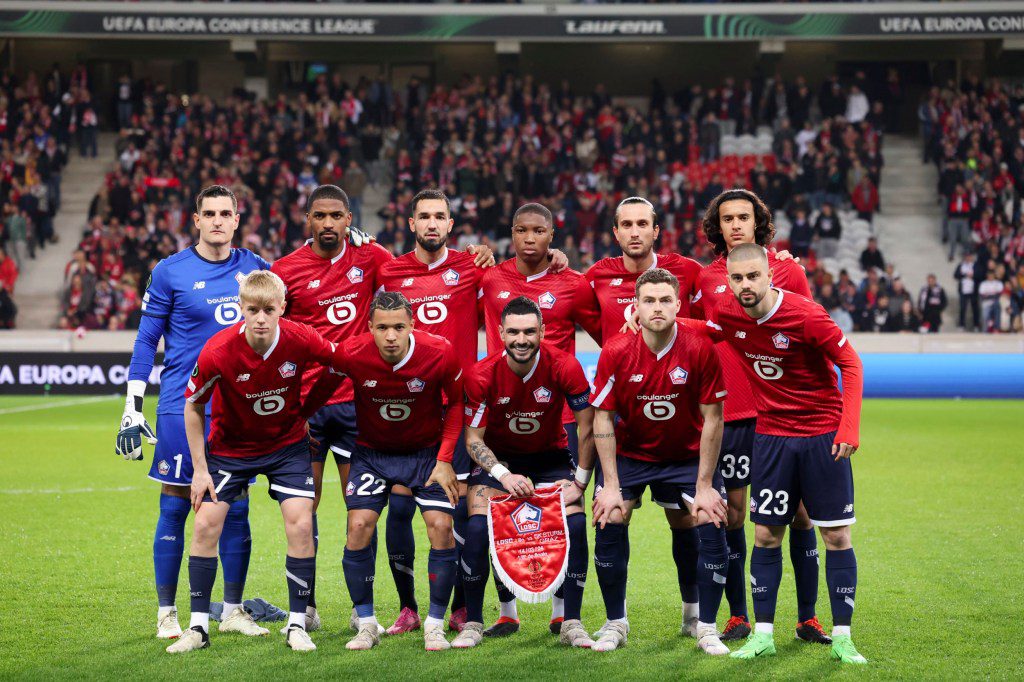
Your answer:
[945,183,973,261]
[850,175,879,224]
[813,202,842,259]
[845,85,870,123]
[116,74,133,129]
[887,299,922,333]
[3,203,29,269]
[0,246,15,328]
[978,264,1005,333]
[788,208,813,259]
[918,273,947,332]
[954,251,981,331]
[859,237,885,272]
[340,160,368,227]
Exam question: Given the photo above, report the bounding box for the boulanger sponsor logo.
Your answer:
[212,300,242,325]
[253,394,285,415]
[565,19,667,35]
[379,403,411,421]
[643,400,677,421]
[412,295,449,324]
[508,414,542,434]
[744,351,784,380]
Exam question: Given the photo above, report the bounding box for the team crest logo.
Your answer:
[498,291,511,299]
[669,367,689,385]
[402,278,414,287]
[610,278,623,286]
[157,460,170,476]
[407,378,425,393]
[442,268,460,286]
[772,332,790,350]
[714,285,728,294]
[511,502,542,534]
[279,361,297,378]
[533,387,552,403]
[235,272,245,284]
[538,291,556,309]
[346,267,364,284]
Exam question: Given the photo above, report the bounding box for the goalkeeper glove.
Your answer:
[347,226,375,247]
[116,379,157,461]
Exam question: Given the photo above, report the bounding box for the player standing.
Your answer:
[117,185,269,639]
[453,296,596,649]
[337,292,464,652]
[696,189,828,643]
[476,202,601,635]
[699,244,866,664]
[576,196,707,636]
[271,184,393,631]
[589,268,731,655]
[170,271,339,653]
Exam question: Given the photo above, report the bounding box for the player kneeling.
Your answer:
[452,297,596,649]
[168,272,343,654]
[336,292,464,653]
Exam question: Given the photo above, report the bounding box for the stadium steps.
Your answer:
[875,134,957,327]
[13,133,117,329]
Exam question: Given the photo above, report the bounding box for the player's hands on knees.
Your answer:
[692,485,727,527]
[500,472,535,499]
[427,460,460,507]
[560,479,583,506]
[832,442,857,461]
[619,308,642,336]
[466,244,495,268]
[592,486,626,529]
[547,249,569,273]
[191,470,217,512]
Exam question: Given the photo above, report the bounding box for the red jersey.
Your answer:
[704,288,862,445]
[185,318,337,458]
[376,247,483,370]
[272,240,393,405]
[592,321,726,463]
[578,252,703,344]
[465,344,591,456]
[333,331,464,461]
[478,259,601,424]
[695,252,810,422]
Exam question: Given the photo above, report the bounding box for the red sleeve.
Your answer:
[573,274,603,345]
[695,338,727,404]
[184,344,220,405]
[591,344,618,411]
[437,345,465,463]
[804,308,862,447]
[678,316,725,343]
[463,364,488,428]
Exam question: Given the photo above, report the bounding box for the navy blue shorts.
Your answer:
[346,444,454,515]
[308,401,357,464]
[453,430,471,481]
[150,413,199,486]
[467,448,574,491]
[564,422,579,465]
[597,455,726,510]
[719,418,755,490]
[750,431,855,527]
[204,440,315,505]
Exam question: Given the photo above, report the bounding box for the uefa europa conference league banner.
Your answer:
[1,8,1023,40]
[2,352,1024,398]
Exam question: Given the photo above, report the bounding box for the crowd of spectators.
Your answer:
[918,76,1024,332]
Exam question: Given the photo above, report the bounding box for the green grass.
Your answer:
[0,397,1021,679]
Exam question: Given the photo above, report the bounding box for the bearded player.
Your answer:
[453,296,596,649]
[118,185,269,640]
[576,196,707,637]
[695,189,828,644]
[590,268,730,655]
[697,244,866,665]
[476,202,602,636]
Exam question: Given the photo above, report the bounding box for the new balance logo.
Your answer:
[363,380,377,387]
[236,373,250,382]
[714,285,727,294]
[307,280,321,289]
[497,396,511,405]
[402,278,414,287]
[193,281,206,290]
[735,331,746,339]
[497,291,511,299]
[610,278,623,286]
[305,477,314,486]
[843,504,854,513]
[629,374,644,382]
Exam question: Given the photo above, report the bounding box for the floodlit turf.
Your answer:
[0,396,1021,679]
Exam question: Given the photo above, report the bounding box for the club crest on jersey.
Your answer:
[538,291,556,309]
[714,284,728,294]
[402,278,414,287]
[235,272,245,284]
[236,373,250,382]
[346,267,364,284]
[610,278,623,286]
[772,332,790,350]
[497,291,511,299]
[407,378,425,393]
[669,367,689,385]
[307,280,321,289]
[442,268,460,286]
[157,460,170,476]
[497,396,511,405]
[511,502,542,534]
[278,362,297,378]
[533,386,552,403]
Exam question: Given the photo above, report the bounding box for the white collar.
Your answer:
[525,267,549,283]
[426,247,450,271]
[648,323,678,361]
[239,324,281,360]
[392,333,416,371]
[757,288,785,325]
[303,238,347,264]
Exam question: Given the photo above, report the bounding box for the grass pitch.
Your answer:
[0,396,1021,680]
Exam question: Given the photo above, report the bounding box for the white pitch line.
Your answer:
[0,395,114,416]
[0,485,141,495]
